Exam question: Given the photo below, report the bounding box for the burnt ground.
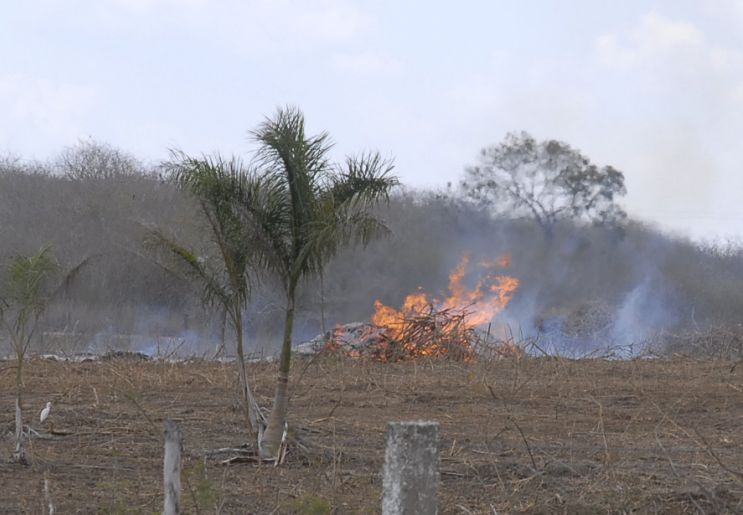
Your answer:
[2,353,743,514]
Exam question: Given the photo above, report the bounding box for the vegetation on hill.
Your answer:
[1,136,742,358]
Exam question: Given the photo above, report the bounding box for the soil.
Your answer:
[2,353,743,514]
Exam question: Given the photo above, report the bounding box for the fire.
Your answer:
[368,254,520,360]
[322,254,520,361]
[371,292,429,341]
[374,255,519,335]
[441,255,519,327]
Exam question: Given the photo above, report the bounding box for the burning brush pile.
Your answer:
[298,255,521,362]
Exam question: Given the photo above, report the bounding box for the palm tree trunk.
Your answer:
[260,286,296,459]
[13,350,27,464]
[233,304,263,438]
[319,270,326,336]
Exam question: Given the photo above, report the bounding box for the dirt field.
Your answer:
[2,353,743,514]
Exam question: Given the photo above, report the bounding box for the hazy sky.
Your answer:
[2,1,742,241]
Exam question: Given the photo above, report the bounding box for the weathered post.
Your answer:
[382,420,440,515]
[163,419,183,515]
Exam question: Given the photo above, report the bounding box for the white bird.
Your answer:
[40,402,52,424]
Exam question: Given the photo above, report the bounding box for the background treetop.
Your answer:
[462,131,627,234]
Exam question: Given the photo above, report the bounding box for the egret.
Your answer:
[40,402,52,424]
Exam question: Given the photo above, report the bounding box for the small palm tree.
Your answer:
[154,154,269,436]
[250,107,398,459]
[0,246,57,464]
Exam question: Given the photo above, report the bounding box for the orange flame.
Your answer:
[323,254,520,362]
[440,255,519,327]
[374,255,519,330]
[371,292,430,341]
[371,254,520,357]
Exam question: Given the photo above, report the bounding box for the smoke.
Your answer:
[303,192,736,357]
[2,166,740,360]
[611,279,677,346]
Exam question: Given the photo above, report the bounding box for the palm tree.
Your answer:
[154,154,269,436]
[249,106,398,459]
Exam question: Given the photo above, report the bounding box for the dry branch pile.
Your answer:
[364,305,476,362]
[302,305,521,362]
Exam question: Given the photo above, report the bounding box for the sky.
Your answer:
[1,0,742,242]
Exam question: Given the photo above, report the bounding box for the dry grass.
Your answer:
[2,353,743,513]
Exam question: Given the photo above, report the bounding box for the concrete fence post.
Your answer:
[382,420,440,515]
[163,419,183,515]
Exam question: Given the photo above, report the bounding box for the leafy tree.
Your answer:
[250,107,397,459]
[153,154,267,436]
[462,131,627,234]
[0,246,57,464]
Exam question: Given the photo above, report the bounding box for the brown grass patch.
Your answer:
[2,354,743,513]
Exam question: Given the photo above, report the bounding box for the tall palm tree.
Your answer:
[249,107,398,459]
[154,154,269,436]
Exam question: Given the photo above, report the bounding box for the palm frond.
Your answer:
[251,107,333,259]
[246,109,399,292]
[155,151,269,309]
[333,152,397,206]
[148,227,233,308]
[251,106,333,187]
